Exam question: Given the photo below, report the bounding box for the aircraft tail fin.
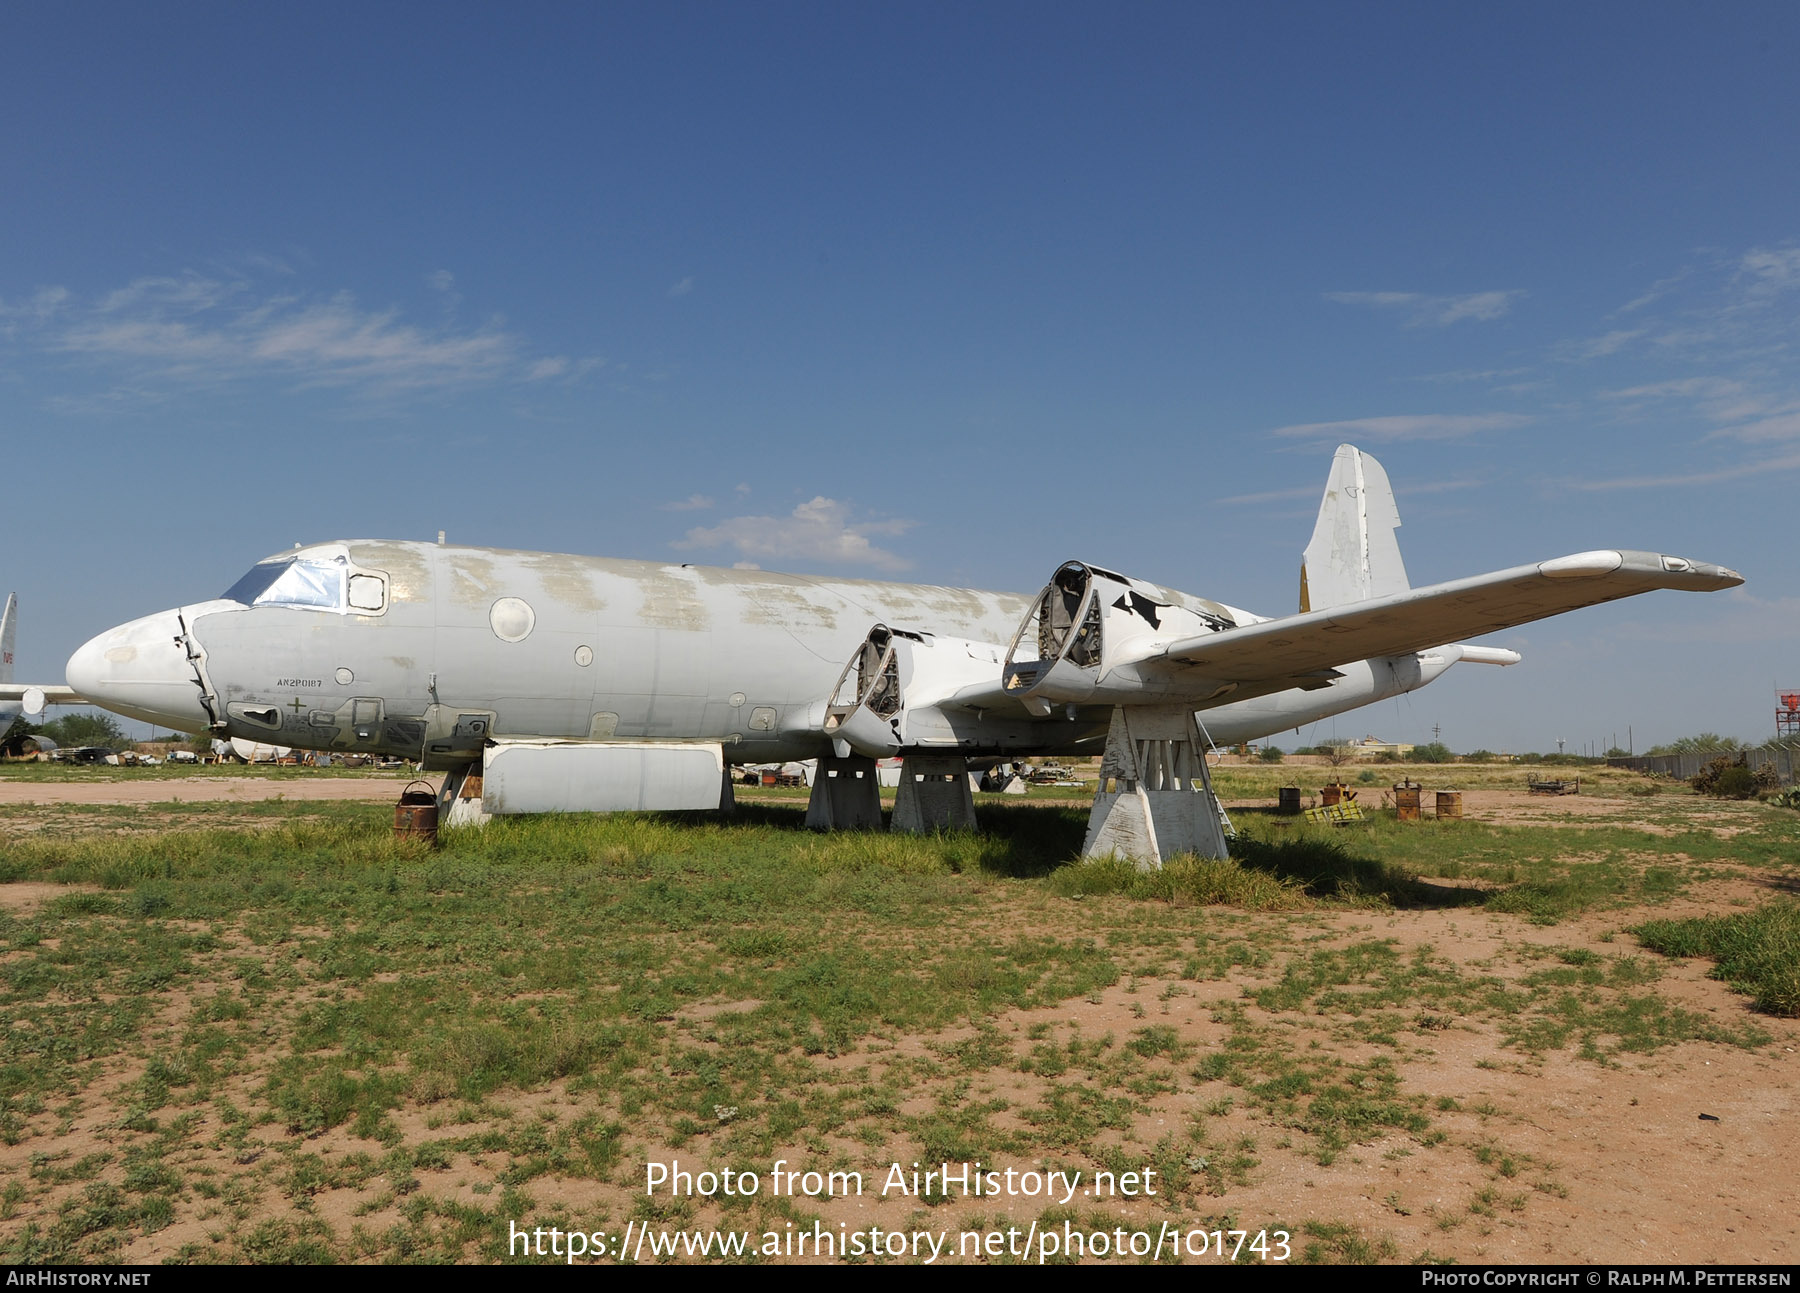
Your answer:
[1299,445,1411,612]
[1,593,15,684]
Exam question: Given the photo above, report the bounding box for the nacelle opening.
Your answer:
[1003,560,1242,710]
[824,624,921,758]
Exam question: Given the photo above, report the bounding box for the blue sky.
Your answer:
[5,2,1798,752]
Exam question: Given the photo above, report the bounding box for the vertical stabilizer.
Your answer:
[0,593,15,684]
[1299,445,1410,612]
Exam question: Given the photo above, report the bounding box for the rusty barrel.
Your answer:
[1435,790,1463,819]
[1277,786,1302,815]
[1320,783,1344,807]
[1393,782,1422,821]
[394,780,440,845]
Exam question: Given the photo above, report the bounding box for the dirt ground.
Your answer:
[2,774,1795,1266]
[0,774,415,807]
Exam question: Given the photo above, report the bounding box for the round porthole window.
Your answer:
[574,645,594,667]
[490,597,536,643]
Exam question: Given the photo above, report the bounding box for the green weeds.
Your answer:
[1635,898,1800,1016]
[1,779,1791,1262]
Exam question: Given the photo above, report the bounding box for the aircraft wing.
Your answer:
[1155,549,1741,684]
[0,683,84,716]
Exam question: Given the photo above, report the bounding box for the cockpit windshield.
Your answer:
[220,558,346,611]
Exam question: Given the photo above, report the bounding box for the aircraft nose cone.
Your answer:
[67,609,213,731]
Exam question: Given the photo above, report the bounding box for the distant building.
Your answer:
[1350,735,1414,758]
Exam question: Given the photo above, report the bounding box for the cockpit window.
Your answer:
[221,558,346,610]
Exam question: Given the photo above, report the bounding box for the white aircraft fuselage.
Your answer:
[63,540,1454,766]
[66,540,1476,770]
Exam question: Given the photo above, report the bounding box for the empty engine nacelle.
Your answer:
[824,625,908,757]
[824,624,1010,758]
[1001,561,1244,713]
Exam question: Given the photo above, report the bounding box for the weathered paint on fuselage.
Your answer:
[195,541,1070,763]
[87,539,1462,767]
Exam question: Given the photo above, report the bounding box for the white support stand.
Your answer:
[804,754,884,830]
[891,754,978,833]
[438,761,492,828]
[1082,705,1230,868]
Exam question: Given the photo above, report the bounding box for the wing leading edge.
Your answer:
[1156,549,1741,686]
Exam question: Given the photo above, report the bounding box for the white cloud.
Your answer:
[669,276,695,297]
[1598,379,1800,442]
[1411,367,1532,385]
[1559,328,1646,360]
[1717,408,1800,443]
[1601,377,1744,402]
[1397,476,1483,497]
[1565,448,1800,491]
[96,274,239,315]
[1220,474,1481,506]
[675,497,913,571]
[661,493,714,511]
[1268,413,1530,442]
[1325,289,1522,326]
[8,270,588,395]
[425,268,461,312]
[1616,269,1689,314]
[0,285,69,327]
[1602,590,1799,647]
[1739,247,1800,293]
[1215,485,1320,506]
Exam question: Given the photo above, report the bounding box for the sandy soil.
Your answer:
[0,773,417,806]
[2,774,1795,1265]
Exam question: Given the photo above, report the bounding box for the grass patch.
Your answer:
[1634,899,1800,1016]
[0,776,1790,1261]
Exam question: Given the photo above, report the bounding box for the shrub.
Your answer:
[1714,765,1757,799]
[1693,754,1763,799]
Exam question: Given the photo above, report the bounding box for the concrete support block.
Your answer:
[1082,706,1229,868]
[892,754,978,833]
[804,754,883,830]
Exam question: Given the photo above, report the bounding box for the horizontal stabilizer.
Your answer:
[0,683,83,716]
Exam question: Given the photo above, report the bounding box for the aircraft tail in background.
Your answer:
[1,592,16,684]
[0,593,82,723]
